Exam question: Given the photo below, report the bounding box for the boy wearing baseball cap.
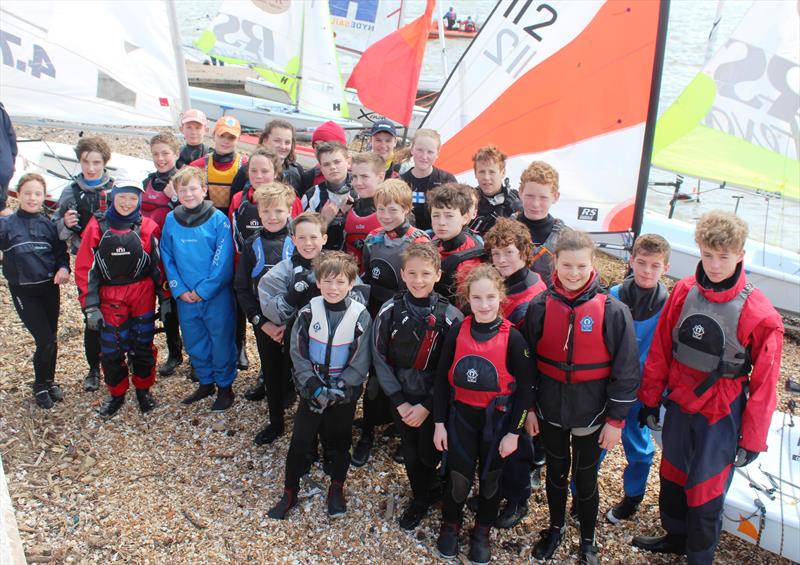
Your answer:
[177,109,209,169]
[369,119,400,179]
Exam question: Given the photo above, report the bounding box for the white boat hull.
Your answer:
[598,210,800,316]
[189,86,363,138]
[243,77,427,133]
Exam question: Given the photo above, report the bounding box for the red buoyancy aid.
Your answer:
[536,293,612,383]
[344,207,381,271]
[448,317,515,408]
[503,280,546,327]
[141,178,172,227]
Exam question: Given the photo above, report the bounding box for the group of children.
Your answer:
[0,108,784,565]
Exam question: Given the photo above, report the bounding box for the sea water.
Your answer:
[176,1,798,252]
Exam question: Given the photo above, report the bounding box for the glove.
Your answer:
[159,298,173,324]
[734,447,759,467]
[286,270,314,307]
[637,404,662,431]
[84,307,103,331]
[322,386,346,405]
[311,387,330,412]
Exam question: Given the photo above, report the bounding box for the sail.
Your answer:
[421,0,666,233]
[329,0,403,55]
[195,0,304,100]
[0,0,182,126]
[299,0,351,120]
[652,1,799,200]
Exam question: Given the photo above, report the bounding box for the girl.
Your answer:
[433,265,533,564]
[75,179,164,418]
[258,119,304,197]
[0,174,70,408]
[399,129,456,231]
[523,229,639,565]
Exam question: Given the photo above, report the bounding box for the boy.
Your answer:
[372,242,463,530]
[176,109,209,169]
[633,212,783,564]
[482,218,547,528]
[75,179,164,418]
[52,136,115,392]
[603,234,670,523]
[301,141,355,252]
[300,120,348,192]
[142,132,184,376]
[190,115,250,369]
[369,119,400,179]
[234,182,295,445]
[160,166,238,412]
[513,161,564,282]
[469,145,521,236]
[428,183,484,304]
[344,152,383,271]
[355,179,429,466]
[268,252,372,520]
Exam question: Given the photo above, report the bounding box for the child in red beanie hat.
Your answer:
[303,121,349,191]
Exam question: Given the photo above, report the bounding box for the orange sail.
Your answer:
[346,0,435,125]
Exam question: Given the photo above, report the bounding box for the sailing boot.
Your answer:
[327,480,347,516]
[211,386,235,412]
[533,526,565,560]
[97,394,126,419]
[253,422,284,446]
[244,372,266,402]
[47,381,64,402]
[181,383,216,405]
[579,540,600,565]
[632,533,687,555]
[495,500,528,529]
[237,347,249,371]
[136,388,157,414]
[83,364,100,392]
[351,432,373,467]
[267,488,297,520]
[468,523,492,565]
[33,383,54,410]
[398,499,429,531]
[158,354,183,377]
[606,494,644,524]
[436,521,461,560]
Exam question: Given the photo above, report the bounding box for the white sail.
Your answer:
[298,0,351,120]
[422,0,666,233]
[329,0,403,56]
[0,0,182,126]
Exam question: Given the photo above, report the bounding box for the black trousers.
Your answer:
[390,400,440,503]
[254,327,290,428]
[162,296,182,359]
[284,395,360,491]
[540,420,603,543]
[442,402,506,526]
[361,373,393,436]
[11,284,60,388]
[500,431,535,503]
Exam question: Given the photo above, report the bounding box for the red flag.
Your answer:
[346,0,436,126]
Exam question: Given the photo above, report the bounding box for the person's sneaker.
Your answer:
[135,388,156,413]
[579,541,599,565]
[244,373,266,401]
[181,383,216,405]
[254,423,284,446]
[47,383,64,402]
[569,499,580,525]
[211,386,234,412]
[606,494,644,524]
[158,355,183,377]
[267,488,297,520]
[530,466,543,491]
[398,499,429,531]
[468,524,491,565]
[83,365,100,392]
[393,444,404,464]
[533,526,565,560]
[631,533,687,555]
[34,389,54,409]
[96,394,125,419]
[350,434,373,467]
[436,521,460,560]
[237,348,249,370]
[495,500,527,529]
[327,480,347,516]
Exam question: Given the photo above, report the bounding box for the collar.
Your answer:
[212,151,235,165]
[471,316,502,333]
[388,222,411,239]
[693,261,747,303]
[323,297,350,311]
[551,271,599,303]
[16,209,41,219]
[261,225,289,239]
[174,200,214,227]
[292,252,313,269]
[440,229,467,252]
[618,276,669,320]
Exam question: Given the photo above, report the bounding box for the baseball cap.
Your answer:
[214,115,241,138]
[181,109,207,126]
[370,119,397,138]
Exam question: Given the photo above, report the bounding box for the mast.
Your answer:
[165,0,192,125]
[631,0,671,240]
[436,0,449,76]
[294,0,306,113]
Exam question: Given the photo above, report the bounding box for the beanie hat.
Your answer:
[312,120,346,145]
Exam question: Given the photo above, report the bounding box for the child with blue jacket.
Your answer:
[160,166,237,411]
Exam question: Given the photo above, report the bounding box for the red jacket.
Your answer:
[638,265,784,452]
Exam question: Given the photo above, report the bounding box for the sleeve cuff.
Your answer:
[606,418,625,429]
[389,392,406,408]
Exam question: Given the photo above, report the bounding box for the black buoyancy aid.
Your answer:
[248,231,292,294]
[470,184,520,235]
[536,292,612,383]
[234,189,262,250]
[437,233,484,297]
[448,317,515,408]
[72,182,109,234]
[94,218,149,285]
[672,283,753,396]
[367,226,428,304]
[387,293,451,371]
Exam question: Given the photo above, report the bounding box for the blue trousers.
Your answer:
[176,289,237,387]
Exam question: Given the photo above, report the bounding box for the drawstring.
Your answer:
[563,322,572,351]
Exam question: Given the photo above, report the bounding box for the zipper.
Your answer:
[565,310,575,383]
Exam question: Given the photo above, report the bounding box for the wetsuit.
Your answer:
[434,228,484,304]
[469,184,522,236]
[400,167,457,231]
[513,213,564,282]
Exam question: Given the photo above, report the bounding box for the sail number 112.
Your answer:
[483,2,557,77]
